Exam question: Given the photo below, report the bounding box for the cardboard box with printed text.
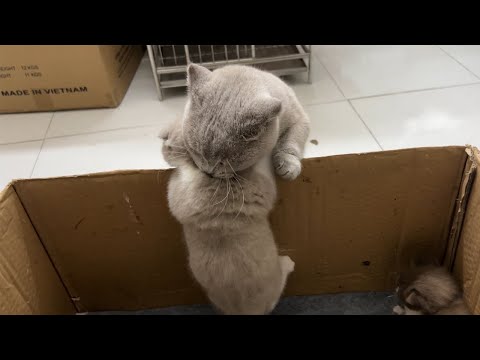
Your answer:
[0,45,143,113]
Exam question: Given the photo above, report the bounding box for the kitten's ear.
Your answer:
[251,96,282,121]
[187,64,211,89]
[405,288,429,310]
[159,126,170,140]
[158,117,180,140]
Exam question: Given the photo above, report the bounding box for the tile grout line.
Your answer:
[310,48,347,99]
[0,122,167,147]
[310,46,480,100]
[29,113,54,178]
[346,81,480,101]
[2,47,479,150]
[0,138,45,147]
[437,45,480,81]
[347,99,384,151]
[299,81,480,108]
[309,47,383,150]
[2,76,480,146]
[45,122,163,140]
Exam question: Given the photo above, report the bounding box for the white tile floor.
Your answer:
[1,45,480,190]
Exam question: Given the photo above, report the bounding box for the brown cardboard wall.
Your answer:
[0,186,75,314]
[15,171,200,312]
[454,148,480,314]
[272,146,466,295]
[14,147,467,312]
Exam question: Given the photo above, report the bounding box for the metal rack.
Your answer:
[147,45,312,100]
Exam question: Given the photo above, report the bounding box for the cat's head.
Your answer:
[182,63,281,178]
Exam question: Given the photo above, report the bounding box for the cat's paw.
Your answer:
[280,255,295,273]
[273,152,302,181]
[393,305,405,315]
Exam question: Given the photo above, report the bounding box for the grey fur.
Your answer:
[160,64,309,314]
[168,63,310,180]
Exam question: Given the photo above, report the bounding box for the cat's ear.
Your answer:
[187,64,211,89]
[241,97,281,141]
[187,64,211,105]
[251,96,282,121]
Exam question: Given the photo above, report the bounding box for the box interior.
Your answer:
[1,146,479,314]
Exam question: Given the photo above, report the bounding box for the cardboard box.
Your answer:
[0,45,144,113]
[0,146,478,314]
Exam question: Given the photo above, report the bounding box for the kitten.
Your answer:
[393,265,470,315]
[162,64,309,314]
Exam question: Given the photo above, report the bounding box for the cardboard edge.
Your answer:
[452,146,480,313]
[7,146,467,185]
[10,182,78,313]
[443,147,477,270]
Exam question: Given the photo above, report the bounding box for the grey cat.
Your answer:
[161,63,310,314]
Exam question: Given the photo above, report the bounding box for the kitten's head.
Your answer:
[396,265,461,315]
[182,63,281,178]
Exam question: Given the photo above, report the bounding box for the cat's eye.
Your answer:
[242,125,263,141]
[242,133,258,142]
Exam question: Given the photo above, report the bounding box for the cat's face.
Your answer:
[182,64,281,178]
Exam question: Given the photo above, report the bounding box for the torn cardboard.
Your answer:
[0,45,143,113]
[453,147,480,313]
[0,146,478,314]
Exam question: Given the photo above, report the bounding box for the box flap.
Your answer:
[14,146,467,312]
[0,185,75,314]
[453,147,480,314]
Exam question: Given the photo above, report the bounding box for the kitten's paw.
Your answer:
[393,305,405,315]
[273,152,302,181]
[158,127,170,140]
[280,255,295,273]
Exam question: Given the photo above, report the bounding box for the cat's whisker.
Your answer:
[212,159,222,172]
[231,177,236,202]
[211,180,229,207]
[213,178,230,219]
[226,160,237,176]
[232,173,251,185]
[201,153,209,165]
[235,175,263,195]
[167,144,187,150]
[209,178,222,204]
[167,155,187,161]
[233,176,245,221]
